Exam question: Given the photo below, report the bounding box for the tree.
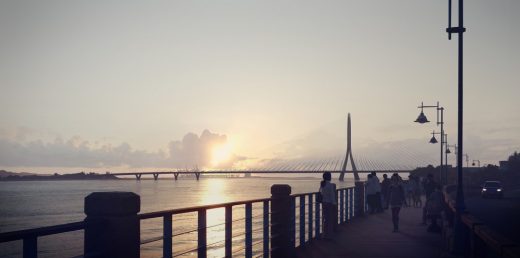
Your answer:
[507,151,520,173]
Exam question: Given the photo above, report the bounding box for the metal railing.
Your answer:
[0,222,86,258]
[442,186,520,258]
[0,186,359,258]
[137,186,356,258]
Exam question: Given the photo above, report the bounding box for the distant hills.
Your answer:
[0,170,36,177]
[0,170,118,181]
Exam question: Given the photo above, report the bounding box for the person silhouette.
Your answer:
[319,172,336,239]
[388,173,406,232]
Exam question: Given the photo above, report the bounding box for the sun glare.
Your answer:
[211,143,233,167]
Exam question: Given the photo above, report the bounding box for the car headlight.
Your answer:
[482,188,487,191]
[497,189,502,192]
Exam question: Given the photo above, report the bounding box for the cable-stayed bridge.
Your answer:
[113,113,437,180]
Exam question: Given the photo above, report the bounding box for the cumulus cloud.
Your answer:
[167,129,246,168]
[0,130,246,169]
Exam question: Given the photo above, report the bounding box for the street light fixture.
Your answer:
[415,102,445,184]
[429,133,438,144]
[429,131,450,183]
[415,104,430,124]
[446,144,457,155]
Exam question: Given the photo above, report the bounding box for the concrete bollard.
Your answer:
[84,192,140,258]
[355,181,365,217]
[270,184,294,258]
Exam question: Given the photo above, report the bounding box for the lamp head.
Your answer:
[415,110,430,124]
[446,148,451,154]
[429,135,438,144]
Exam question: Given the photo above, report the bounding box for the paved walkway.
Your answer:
[296,206,442,258]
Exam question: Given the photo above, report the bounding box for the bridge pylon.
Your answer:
[339,113,359,181]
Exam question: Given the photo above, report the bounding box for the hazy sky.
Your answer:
[1,1,519,173]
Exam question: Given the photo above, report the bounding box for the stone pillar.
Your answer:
[355,181,365,217]
[270,184,294,258]
[84,192,140,258]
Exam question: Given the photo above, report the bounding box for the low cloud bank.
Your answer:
[0,130,245,169]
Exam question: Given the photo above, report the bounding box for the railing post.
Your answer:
[348,188,354,221]
[308,194,313,241]
[23,236,37,258]
[339,190,344,224]
[270,184,294,258]
[198,210,207,258]
[225,206,232,258]
[299,196,305,247]
[290,197,296,249]
[355,181,365,217]
[84,192,140,258]
[263,201,269,258]
[245,203,253,258]
[163,215,172,258]
[314,200,320,239]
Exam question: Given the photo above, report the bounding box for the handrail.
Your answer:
[0,221,85,243]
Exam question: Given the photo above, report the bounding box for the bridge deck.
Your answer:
[296,205,442,258]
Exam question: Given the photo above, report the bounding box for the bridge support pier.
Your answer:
[195,172,201,180]
[271,184,295,258]
[84,192,140,258]
[153,173,159,180]
[135,174,141,181]
[174,173,179,180]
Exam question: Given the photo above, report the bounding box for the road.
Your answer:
[465,189,520,244]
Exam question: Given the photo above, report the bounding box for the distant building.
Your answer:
[499,161,509,171]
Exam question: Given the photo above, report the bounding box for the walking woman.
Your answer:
[388,173,406,232]
[319,172,336,239]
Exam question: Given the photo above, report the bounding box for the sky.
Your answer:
[0,0,519,173]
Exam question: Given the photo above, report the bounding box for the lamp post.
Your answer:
[415,102,445,185]
[463,153,469,168]
[446,144,457,184]
[444,134,449,181]
[446,0,466,253]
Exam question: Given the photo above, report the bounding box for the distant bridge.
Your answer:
[112,169,413,180]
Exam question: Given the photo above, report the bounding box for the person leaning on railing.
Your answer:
[319,172,336,240]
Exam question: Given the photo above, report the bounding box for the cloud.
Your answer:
[167,129,246,168]
[0,130,246,169]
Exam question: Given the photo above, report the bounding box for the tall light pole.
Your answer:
[446,0,466,253]
[444,134,449,182]
[414,102,445,184]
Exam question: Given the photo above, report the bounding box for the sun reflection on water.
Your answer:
[200,179,228,257]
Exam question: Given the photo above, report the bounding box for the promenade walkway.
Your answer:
[296,205,442,258]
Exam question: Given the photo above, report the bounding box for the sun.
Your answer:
[211,143,233,167]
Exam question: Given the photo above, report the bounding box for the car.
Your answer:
[481,181,503,199]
